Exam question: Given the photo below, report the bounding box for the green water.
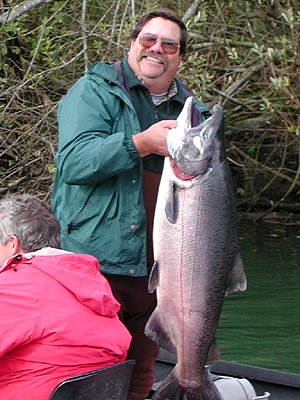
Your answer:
[217,218,300,374]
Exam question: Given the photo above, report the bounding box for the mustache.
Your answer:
[138,50,167,64]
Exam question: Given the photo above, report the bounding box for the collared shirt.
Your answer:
[150,80,178,106]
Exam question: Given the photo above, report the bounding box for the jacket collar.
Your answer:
[0,247,72,272]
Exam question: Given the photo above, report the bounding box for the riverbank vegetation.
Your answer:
[1,0,299,216]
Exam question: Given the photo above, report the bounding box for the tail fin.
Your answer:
[152,370,223,400]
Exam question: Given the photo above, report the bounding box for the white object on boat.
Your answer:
[212,375,271,400]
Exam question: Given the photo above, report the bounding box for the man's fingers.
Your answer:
[159,120,177,129]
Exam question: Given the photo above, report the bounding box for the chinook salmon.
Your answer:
[145,97,247,400]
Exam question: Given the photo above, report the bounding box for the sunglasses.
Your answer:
[138,33,180,55]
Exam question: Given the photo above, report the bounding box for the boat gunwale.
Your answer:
[156,349,300,389]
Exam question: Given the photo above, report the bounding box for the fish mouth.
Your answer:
[170,159,196,180]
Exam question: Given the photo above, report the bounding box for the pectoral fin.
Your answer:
[165,180,177,224]
[145,308,176,354]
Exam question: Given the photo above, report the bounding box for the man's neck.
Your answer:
[145,79,172,94]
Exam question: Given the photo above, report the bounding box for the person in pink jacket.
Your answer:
[0,193,132,400]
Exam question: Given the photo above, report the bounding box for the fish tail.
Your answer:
[152,370,223,400]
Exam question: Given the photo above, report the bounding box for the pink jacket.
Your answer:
[0,248,132,400]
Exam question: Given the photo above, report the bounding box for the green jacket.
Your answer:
[52,57,211,277]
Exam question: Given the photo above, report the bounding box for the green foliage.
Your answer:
[0,0,299,207]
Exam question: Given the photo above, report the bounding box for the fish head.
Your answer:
[167,97,224,179]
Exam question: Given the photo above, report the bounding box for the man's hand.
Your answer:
[132,120,177,158]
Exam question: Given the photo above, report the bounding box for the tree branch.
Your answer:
[231,144,300,188]
[223,59,267,98]
[182,0,202,23]
[207,87,253,110]
[81,0,88,71]
[0,0,55,24]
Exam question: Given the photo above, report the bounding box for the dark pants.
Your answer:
[103,274,159,400]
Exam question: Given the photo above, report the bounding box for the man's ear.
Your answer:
[9,235,23,255]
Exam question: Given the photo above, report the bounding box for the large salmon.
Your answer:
[145,97,247,400]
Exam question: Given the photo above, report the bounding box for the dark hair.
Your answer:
[131,8,188,55]
[0,193,60,251]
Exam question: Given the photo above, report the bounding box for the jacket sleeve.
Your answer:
[56,76,141,186]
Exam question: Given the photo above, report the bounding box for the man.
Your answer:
[52,8,211,400]
[0,194,131,400]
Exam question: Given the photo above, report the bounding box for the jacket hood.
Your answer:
[4,248,120,318]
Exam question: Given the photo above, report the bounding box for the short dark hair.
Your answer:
[131,8,188,55]
[0,193,60,251]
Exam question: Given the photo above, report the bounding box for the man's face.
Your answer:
[128,17,183,92]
